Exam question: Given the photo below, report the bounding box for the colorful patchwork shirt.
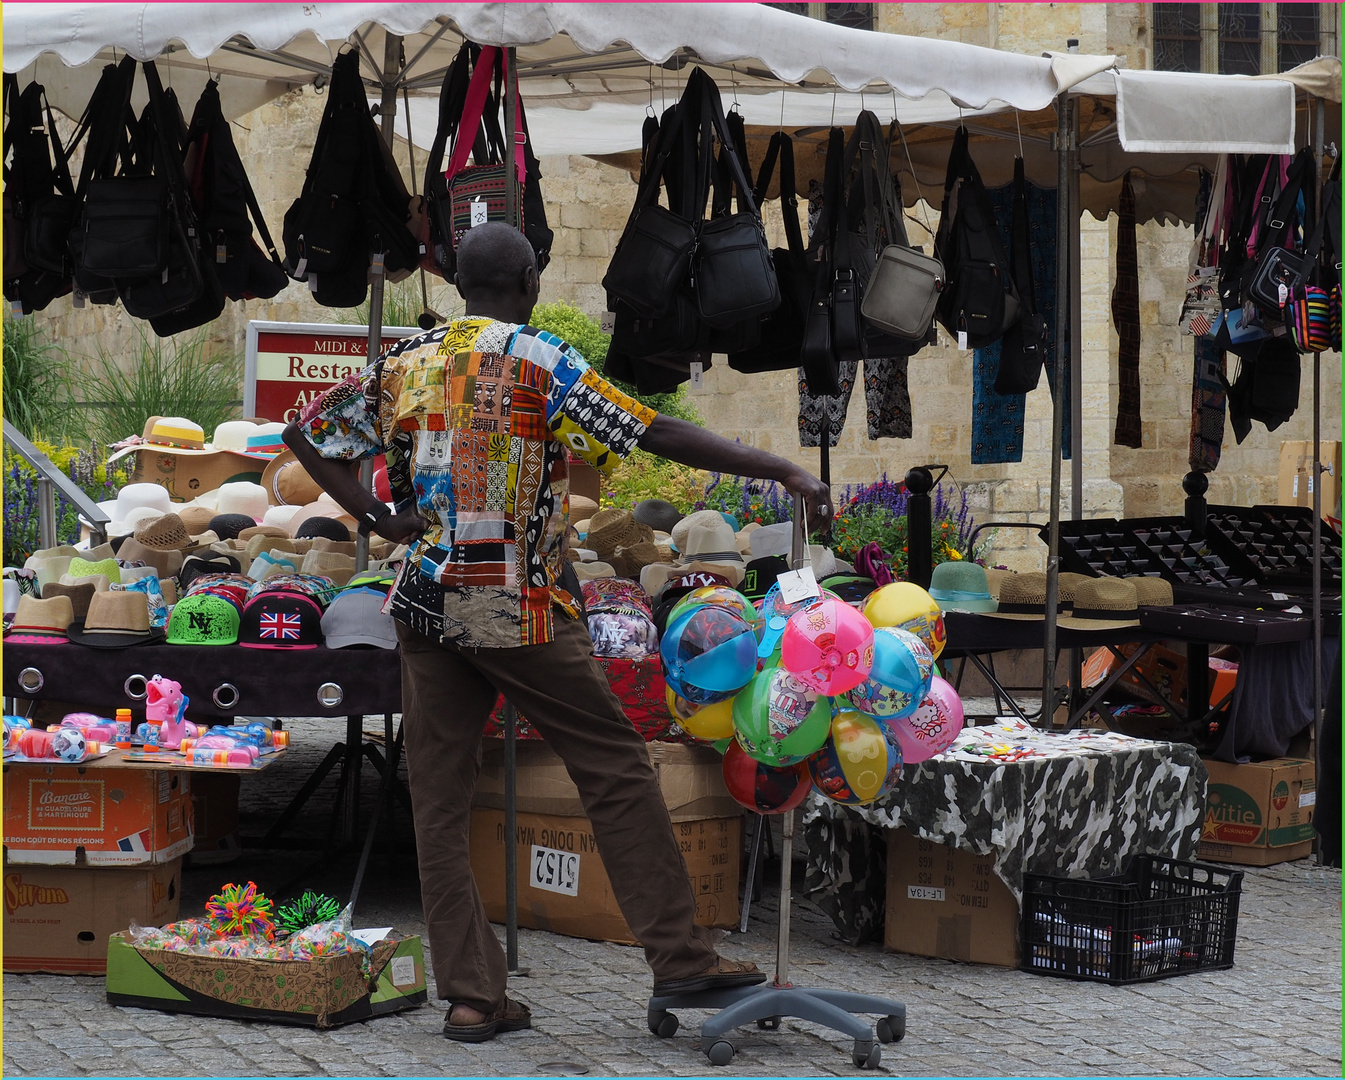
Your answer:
[298,318,655,648]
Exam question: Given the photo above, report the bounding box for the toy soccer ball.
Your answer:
[51,729,86,762]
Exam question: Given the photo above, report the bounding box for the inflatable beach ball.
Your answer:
[756,583,841,658]
[722,741,812,814]
[808,709,902,805]
[863,581,946,660]
[779,597,875,696]
[660,605,758,705]
[668,586,758,627]
[664,686,736,741]
[846,626,935,720]
[888,675,965,763]
[732,663,833,767]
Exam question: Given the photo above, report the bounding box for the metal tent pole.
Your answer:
[1041,92,1072,724]
[1311,98,1326,766]
[501,44,526,978]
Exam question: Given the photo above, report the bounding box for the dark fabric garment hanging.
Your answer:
[797,178,914,447]
[971,178,1066,464]
[1112,172,1142,448]
[1188,170,1229,472]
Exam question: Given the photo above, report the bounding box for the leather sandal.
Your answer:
[443,996,532,1042]
[652,956,767,996]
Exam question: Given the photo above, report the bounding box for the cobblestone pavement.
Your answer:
[4,716,1340,1077]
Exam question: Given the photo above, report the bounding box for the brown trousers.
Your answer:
[396,616,718,1011]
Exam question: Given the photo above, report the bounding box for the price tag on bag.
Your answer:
[600,310,616,334]
[689,361,704,389]
[777,565,821,605]
[957,330,968,351]
[470,198,488,227]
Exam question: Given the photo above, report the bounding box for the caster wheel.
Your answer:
[756,1016,781,1030]
[647,1009,678,1038]
[852,1041,881,1069]
[706,1040,736,1066]
[876,1014,906,1043]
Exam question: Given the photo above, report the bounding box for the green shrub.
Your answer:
[3,316,75,441]
[3,442,133,565]
[529,302,702,425]
[77,329,242,449]
[601,450,706,512]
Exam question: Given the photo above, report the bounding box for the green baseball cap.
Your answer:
[166,593,241,645]
[342,569,398,593]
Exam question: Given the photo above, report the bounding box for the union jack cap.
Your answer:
[238,591,323,650]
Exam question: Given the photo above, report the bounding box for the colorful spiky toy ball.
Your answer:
[204,881,276,940]
[276,891,341,936]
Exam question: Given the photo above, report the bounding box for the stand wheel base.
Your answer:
[647,1009,679,1038]
[853,1041,881,1069]
[876,1014,906,1043]
[705,1039,736,1066]
[756,1016,781,1030]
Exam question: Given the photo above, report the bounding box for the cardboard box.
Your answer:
[470,809,740,945]
[4,859,182,974]
[1198,757,1316,866]
[3,758,194,866]
[884,828,1019,967]
[1278,440,1342,516]
[104,446,265,504]
[474,740,739,823]
[1111,642,1237,711]
[105,931,427,1027]
[185,773,241,866]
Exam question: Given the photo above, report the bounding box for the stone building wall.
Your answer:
[24,3,1342,571]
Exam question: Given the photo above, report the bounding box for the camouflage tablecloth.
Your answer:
[802,722,1208,944]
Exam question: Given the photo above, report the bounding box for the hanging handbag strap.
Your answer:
[1323,162,1342,279]
[752,130,804,261]
[692,70,761,224]
[1009,156,1036,314]
[1259,147,1313,254]
[423,43,474,193]
[933,125,971,263]
[444,46,525,186]
[141,60,196,213]
[1289,175,1332,291]
[73,57,137,196]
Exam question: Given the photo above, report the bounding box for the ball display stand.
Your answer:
[647,498,907,1068]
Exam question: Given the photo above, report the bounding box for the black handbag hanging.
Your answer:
[934,126,1020,348]
[994,157,1048,394]
[800,126,847,396]
[728,130,810,373]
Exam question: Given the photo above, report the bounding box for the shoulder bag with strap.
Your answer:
[934,125,1019,348]
[728,130,810,373]
[860,116,944,344]
[1245,148,1316,317]
[994,157,1048,394]
[1283,178,1336,355]
[799,125,845,396]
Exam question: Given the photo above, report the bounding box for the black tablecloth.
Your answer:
[2,642,403,720]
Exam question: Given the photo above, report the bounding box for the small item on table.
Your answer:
[204,881,276,941]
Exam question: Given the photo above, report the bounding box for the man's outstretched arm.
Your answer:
[638,414,832,532]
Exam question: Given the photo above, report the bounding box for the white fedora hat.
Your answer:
[215,482,270,522]
[210,420,263,454]
[96,483,173,536]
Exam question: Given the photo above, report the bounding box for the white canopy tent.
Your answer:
[3,3,1332,720]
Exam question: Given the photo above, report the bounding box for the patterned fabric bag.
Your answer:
[1284,284,1333,354]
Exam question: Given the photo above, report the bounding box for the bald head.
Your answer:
[455,222,538,301]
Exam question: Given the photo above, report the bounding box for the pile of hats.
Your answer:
[581,578,660,659]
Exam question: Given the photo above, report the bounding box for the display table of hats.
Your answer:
[801,718,1209,946]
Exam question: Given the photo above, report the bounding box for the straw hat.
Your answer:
[735,522,762,557]
[41,581,99,620]
[248,552,300,581]
[1057,572,1091,610]
[641,558,745,595]
[609,541,664,580]
[587,510,654,559]
[67,556,121,586]
[143,415,205,450]
[82,543,116,562]
[301,549,356,584]
[214,482,270,522]
[116,537,183,580]
[118,565,160,585]
[244,534,299,562]
[928,561,998,614]
[679,520,746,566]
[25,554,74,595]
[984,572,1061,620]
[59,571,112,593]
[308,536,357,557]
[671,510,728,555]
[572,561,617,581]
[263,504,305,533]
[569,494,599,521]
[1057,577,1141,630]
[5,594,75,643]
[132,512,193,551]
[244,422,287,456]
[177,505,217,536]
[210,420,261,454]
[1129,575,1175,607]
[97,483,174,537]
[24,545,79,567]
[261,449,324,507]
[748,521,794,560]
[238,525,292,543]
[67,590,162,648]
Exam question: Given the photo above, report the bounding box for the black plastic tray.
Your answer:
[1204,505,1342,587]
[1137,604,1314,645]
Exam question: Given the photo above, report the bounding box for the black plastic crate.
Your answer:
[1020,856,1243,985]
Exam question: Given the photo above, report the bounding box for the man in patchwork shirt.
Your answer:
[284,223,832,1042]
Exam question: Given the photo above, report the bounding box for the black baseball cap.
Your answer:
[819,572,878,606]
[180,552,243,593]
[740,556,790,604]
[238,592,324,650]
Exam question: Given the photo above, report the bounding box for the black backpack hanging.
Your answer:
[799,126,847,396]
[113,61,225,336]
[994,158,1048,394]
[934,126,1020,348]
[182,79,287,301]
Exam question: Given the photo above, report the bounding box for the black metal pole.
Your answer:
[904,466,934,589]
